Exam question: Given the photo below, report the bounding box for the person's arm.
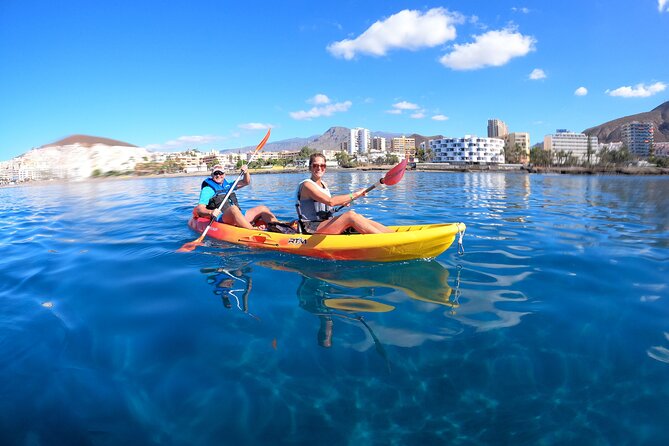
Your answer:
[301,181,367,207]
[195,187,221,218]
[235,165,250,189]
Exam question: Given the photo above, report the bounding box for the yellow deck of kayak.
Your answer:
[188,217,465,262]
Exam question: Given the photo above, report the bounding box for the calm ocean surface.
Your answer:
[1,171,668,445]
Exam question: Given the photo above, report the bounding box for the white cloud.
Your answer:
[393,101,420,110]
[574,87,588,96]
[327,8,462,59]
[432,114,449,121]
[238,123,272,130]
[606,82,667,98]
[308,94,331,105]
[411,112,426,119]
[439,28,536,70]
[529,68,546,80]
[146,135,223,150]
[290,100,352,120]
[386,109,402,115]
[660,0,669,13]
[512,7,530,14]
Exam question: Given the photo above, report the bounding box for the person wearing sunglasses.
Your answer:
[296,153,392,234]
[195,164,276,229]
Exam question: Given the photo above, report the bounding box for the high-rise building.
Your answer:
[349,128,371,155]
[505,132,531,164]
[487,119,509,138]
[429,135,505,164]
[543,130,598,162]
[622,121,654,158]
[391,136,416,160]
[372,136,386,152]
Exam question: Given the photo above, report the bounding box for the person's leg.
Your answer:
[316,211,392,234]
[244,205,278,226]
[222,206,254,229]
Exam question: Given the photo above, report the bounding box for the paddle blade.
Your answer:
[382,158,408,186]
[177,234,205,252]
[252,128,271,156]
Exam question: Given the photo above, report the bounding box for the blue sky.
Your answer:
[1,0,668,160]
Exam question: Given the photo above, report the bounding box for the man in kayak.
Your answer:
[296,153,392,234]
[195,164,277,229]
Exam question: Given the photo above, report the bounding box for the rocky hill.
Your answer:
[41,134,137,148]
[583,101,669,143]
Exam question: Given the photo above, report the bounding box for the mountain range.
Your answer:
[583,101,669,143]
[238,127,444,153]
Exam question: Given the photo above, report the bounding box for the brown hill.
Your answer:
[583,101,669,143]
[41,134,137,148]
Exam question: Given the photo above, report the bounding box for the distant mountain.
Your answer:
[583,101,669,143]
[41,134,137,148]
[237,127,437,153]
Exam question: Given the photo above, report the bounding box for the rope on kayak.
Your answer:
[456,223,466,255]
[451,264,463,315]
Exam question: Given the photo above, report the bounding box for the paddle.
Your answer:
[333,158,408,212]
[178,129,271,252]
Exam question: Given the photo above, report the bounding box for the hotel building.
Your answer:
[621,121,654,158]
[544,130,598,162]
[505,132,531,164]
[429,136,505,164]
[391,136,416,161]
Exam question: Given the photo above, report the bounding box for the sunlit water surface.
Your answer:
[1,172,668,445]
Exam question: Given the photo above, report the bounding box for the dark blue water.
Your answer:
[1,171,668,445]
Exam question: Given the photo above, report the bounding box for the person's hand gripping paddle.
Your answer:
[334,158,408,212]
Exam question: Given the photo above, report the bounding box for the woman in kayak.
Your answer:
[195,164,277,229]
[296,153,392,234]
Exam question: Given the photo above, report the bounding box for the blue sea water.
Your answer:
[1,171,668,445]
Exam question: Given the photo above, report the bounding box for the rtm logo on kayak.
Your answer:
[288,237,307,245]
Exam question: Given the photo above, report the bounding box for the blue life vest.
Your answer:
[202,178,239,211]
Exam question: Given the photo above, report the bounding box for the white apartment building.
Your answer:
[430,136,505,164]
[488,119,509,138]
[622,121,653,158]
[544,130,598,162]
[349,127,371,155]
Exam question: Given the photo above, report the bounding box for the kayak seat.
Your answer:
[266,221,300,234]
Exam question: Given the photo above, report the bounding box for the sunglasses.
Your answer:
[311,164,327,170]
[212,170,225,176]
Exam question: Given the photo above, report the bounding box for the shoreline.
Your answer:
[2,164,668,189]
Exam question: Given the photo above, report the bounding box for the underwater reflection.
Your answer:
[256,259,461,354]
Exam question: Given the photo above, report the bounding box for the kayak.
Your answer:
[186,217,466,262]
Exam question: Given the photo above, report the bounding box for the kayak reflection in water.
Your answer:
[296,274,393,372]
[201,264,253,312]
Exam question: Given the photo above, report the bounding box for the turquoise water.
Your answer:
[1,171,668,445]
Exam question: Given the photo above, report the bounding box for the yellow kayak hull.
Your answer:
[187,217,465,262]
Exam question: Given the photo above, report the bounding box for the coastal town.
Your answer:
[2,109,668,185]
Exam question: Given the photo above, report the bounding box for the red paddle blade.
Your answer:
[177,234,205,252]
[252,128,271,157]
[382,158,408,186]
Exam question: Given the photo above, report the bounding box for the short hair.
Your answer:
[309,153,325,166]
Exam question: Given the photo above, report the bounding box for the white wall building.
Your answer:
[349,127,371,155]
[544,130,598,162]
[430,136,505,164]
